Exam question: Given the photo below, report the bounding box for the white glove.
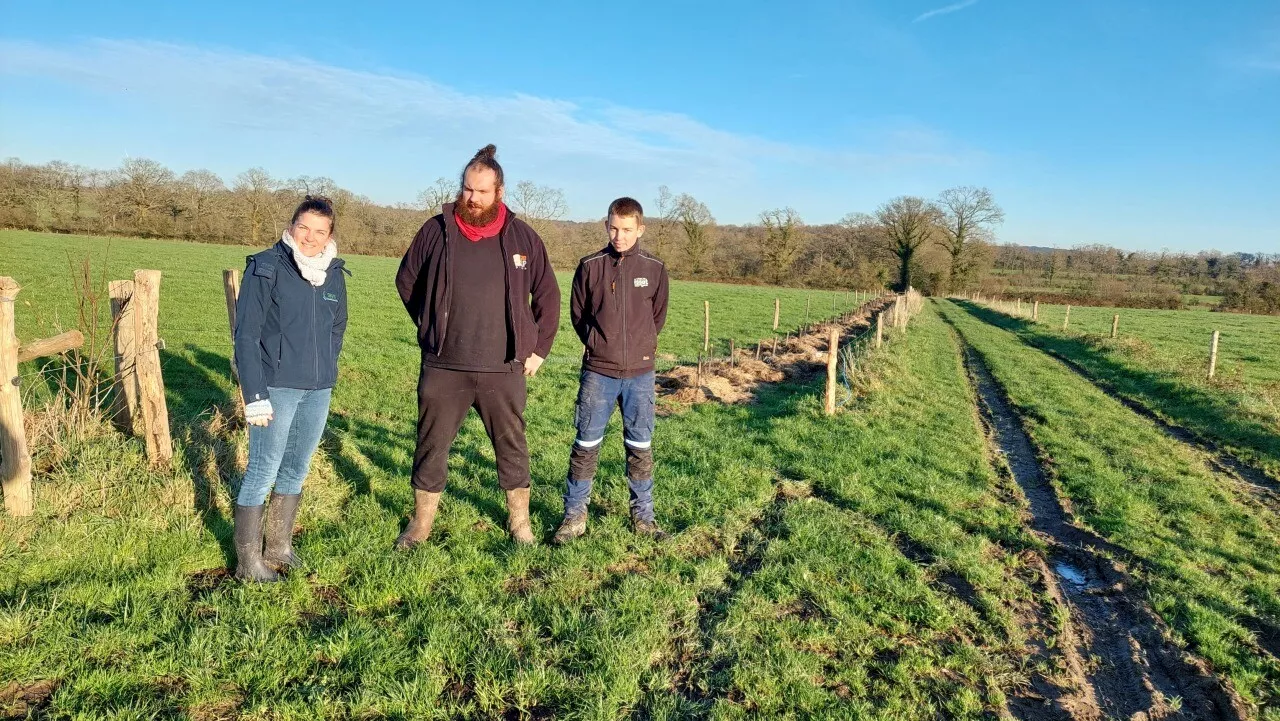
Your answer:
[245,399,274,425]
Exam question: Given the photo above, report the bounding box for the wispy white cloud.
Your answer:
[0,39,982,221]
[913,0,979,23]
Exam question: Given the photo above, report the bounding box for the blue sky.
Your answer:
[1,0,1277,253]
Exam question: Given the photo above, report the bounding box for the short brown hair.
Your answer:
[607,197,643,222]
[462,144,504,188]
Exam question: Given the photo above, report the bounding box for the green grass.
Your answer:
[1,231,1035,719]
[974,299,1280,478]
[939,299,1280,713]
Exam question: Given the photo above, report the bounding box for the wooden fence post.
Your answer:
[1111,314,1120,339]
[804,295,811,330]
[703,301,710,354]
[0,277,33,517]
[1208,330,1220,380]
[755,340,762,361]
[875,311,883,349]
[773,297,780,331]
[771,335,778,355]
[1063,305,1071,330]
[109,281,141,435]
[1032,301,1039,322]
[132,270,172,465]
[696,354,703,388]
[825,325,839,416]
[729,339,736,368]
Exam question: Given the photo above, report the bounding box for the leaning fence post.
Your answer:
[1063,305,1071,330]
[773,298,780,331]
[132,270,172,465]
[703,301,710,354]
[1111,314,1120,339]
[825,325,839,416]
[0,277,33,517]
[729,339,736,368]
[109,281,141,435]
[1208,330,1220,380]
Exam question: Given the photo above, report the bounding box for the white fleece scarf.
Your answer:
[282,229,337,286]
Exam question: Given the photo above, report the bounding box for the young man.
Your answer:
[393,144,560,548]
[554,197,670,544]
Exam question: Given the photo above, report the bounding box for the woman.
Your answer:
[232,195,349,582]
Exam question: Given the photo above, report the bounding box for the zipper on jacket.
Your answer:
[619,256,628,373]
[312,283,320,384]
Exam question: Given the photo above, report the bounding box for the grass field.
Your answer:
[972,299,1280,478]
[3,230,1280,718]
[941,300,1280,713]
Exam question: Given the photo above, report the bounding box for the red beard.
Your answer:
[455,194,501,226]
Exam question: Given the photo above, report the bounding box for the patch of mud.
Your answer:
[0,679,60,718]
[656,298,893,407]
[955,333,1248,721]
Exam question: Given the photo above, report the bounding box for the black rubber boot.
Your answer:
[234,504,279,583]
[263,492,302,571]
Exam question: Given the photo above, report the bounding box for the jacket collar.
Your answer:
[606,239,642,259]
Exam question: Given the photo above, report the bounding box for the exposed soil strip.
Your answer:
[951,326,1247,721]
[967,306,1280,499]
[657,297,894,406]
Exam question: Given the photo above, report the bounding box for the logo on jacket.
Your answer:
[512,254,528,269]
[633,277,649,288]
[323,292,339,302]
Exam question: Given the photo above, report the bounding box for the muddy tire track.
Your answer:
[944,318,1247,721]
[966,306,1280,504]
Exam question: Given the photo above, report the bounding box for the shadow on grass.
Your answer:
[952,301,1280,477]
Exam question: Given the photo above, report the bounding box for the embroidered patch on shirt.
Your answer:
[512,254,528,269]
[633,277,649,287]
[323,292,339,302]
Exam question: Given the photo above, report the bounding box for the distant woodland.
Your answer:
[3,157,1276,313]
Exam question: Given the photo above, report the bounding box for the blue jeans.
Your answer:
[565,370,656,520]
[237,386,332,506]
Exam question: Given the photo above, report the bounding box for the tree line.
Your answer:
[2,156,1276,312]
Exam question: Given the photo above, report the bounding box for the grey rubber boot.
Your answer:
[234,504,279,583]
[263,492,303,571]
[505,488,535,545]
[395,490,443,550]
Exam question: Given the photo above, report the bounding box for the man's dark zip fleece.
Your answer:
[395,203,560,364]
[570,242,669,378]
[233,240,350,404]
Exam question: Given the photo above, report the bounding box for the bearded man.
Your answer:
[394,144,560,547]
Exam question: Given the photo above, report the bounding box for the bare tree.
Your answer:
[759,207,804,284]
[674,193,715,275]
[117,157,176,227]
[416,177,456,216]
[936,186,1004,291]
[650,185,677,258]
[876,196,941,291]
[179,170,225,237]
[509,180,568,242]
[234,167,279,244]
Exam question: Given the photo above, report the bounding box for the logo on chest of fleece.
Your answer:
[633,277,649,288]
[512,254,528,269]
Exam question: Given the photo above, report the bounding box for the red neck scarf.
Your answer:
[454,203,508,241]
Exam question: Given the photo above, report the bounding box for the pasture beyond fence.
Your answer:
[968,291,1226,380]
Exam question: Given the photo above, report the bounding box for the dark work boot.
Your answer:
[632,514,671,542]
[263,492,303,571]
[395,489,442,550]
[552,508,588,545]
[506,488,535,545]
[234,504,279,583]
